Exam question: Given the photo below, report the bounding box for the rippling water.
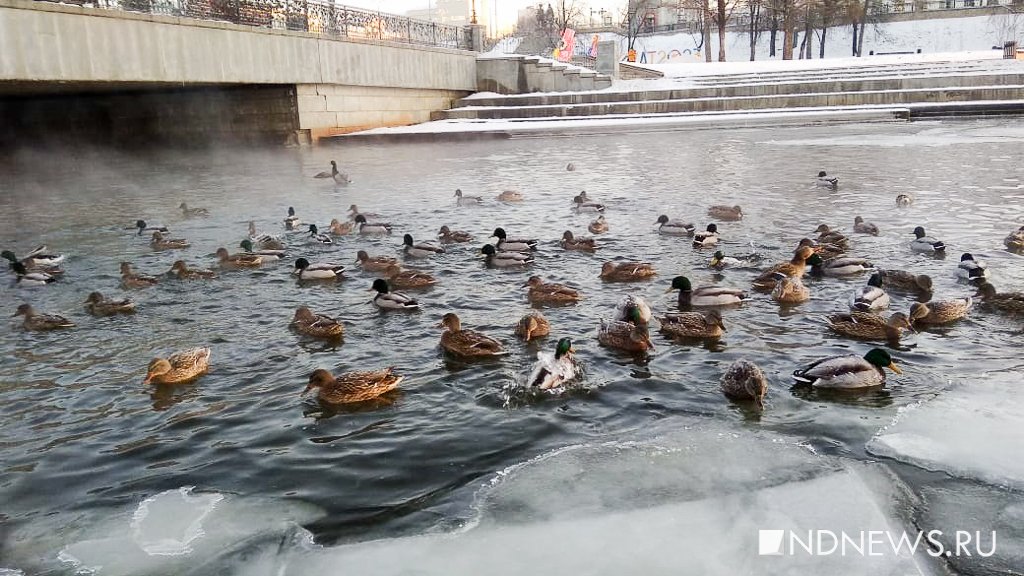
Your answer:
[1,118,1023,572]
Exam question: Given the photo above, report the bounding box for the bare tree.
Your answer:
[747,0,763,61]
[620,0,656,60]
[710,0,739,61]
[782,0,795,59]
[553,0,584,33]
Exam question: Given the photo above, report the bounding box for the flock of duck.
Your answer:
[7,163,1024,410]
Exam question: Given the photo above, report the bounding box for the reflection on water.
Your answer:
[1,118,1023,570]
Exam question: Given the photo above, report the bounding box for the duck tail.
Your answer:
[933,241,946,251]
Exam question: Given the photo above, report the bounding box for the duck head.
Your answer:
[913,226,927,239]
[143,358,172,385]
[438,312,462,331]
[403,234,415,247]
[554,337,574,359]
[864,348,901,374]
[371,278,391,294]
[666,276,692,294]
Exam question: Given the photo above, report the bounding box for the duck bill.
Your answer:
[142,373,155,385]
[888,362,903,375]
[663,287,675,294]
[710,257,720,267]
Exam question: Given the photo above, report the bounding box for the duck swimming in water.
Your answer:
[720,359,768,409]
[655,215,695,236]
[13,303,74,330]
[911,226,945,253]
[816,171,839,189]
[667,275,747,308]
[143,347,211,385]
[793,348,901,389]
[438,313,507,358]
[527,337,579,391]
[454,189,483,206]
[956,253,988,282]
[304,367,402,404]
[371,279,419,310]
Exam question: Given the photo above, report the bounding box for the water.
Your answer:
[1,118,1023,573]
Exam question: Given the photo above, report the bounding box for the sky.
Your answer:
[342,0,624,32]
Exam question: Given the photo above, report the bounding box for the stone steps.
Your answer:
[476,54,612,95]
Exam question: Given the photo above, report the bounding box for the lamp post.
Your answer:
[471,0,477,24]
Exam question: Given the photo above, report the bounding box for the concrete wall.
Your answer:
[297,84,467,140]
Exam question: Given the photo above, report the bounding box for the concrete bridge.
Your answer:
[0,0,479,145]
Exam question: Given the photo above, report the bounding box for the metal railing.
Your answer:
[42,0,473,50]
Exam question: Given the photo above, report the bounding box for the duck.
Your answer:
[572,195,606,213]
[283,207,301,231]
[303,367,402,404]
[588,216,608,234]
[793,348,901,389]
[770,273,810,304]
[496,190,523,202]
[809,255,873,277]
[307,224,333,245]
[216,247,263,268]
[655,215,695,236]
[849,272,890,312]
[709,250,759,270]
[692,224,719,248]
[491,228,537,252]
[13,303,74,330]
[614,294,653,326]
[438,225,472,243]
[572,191,591,204]
[3,246,66,268]
[239,239,283,261]
[293,258,345,281]
[566,162,576,172]
[313,161,351,184]
[957,253,988,282]
[658,309,726,339]
[135,220,169,236]
[814,224,849,248]
[9,262,57,286]
[454,189,483,206]
[150,231,190,251]
[143,347,211,385]
[707,205,743,221]
[482,244,534,267]
[290,306,344,339]
[896,194,913,207]
[328,218,355,236]
[403,234,445,258]
[600,261,656,282]
[877,269,933,296]
[83,292,136,316]
[523,275,581,305]
[355,250,398,272]
[120,262,160,288]
[168,260,217,280]
[179,202,209,217]
[720,359,768,409]
[853,216,879,236]
[371,279,419,310]
[354,214,393,235]
[598,318,655,353]
[816,171,839,189]
[909,298,972,326]
[797,238,845,261]
[974,282,1024,315]
[247,222,286,251]
[527,337,579,391]
[752,246,816,290]
[1003,226,1024,252]
[515,311,551,342]
[439,313,507,357]
[561,231,597,252]
[667,275,746,308]
[911,226,945,253]
[348,205,382,222]
[382,264,437,289]
[827,312,914,342]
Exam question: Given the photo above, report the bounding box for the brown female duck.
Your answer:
[304,367,402,404]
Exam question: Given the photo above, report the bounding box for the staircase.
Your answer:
[475,54,613,96]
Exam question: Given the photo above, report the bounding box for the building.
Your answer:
[407,0,497,35]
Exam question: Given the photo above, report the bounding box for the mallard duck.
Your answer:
[707,205,743,221]
[135,220,168,236]
[13,303,74,330]
[179,202,208,217]
[957,253,988,282]
[120,262,159,288]
[793,348,901,389]
[911,226,945,253]
[248,222,286,251]
[3,246,65,268]
[816,171,839,189]
[771,273,810,304]
[909,298,972,326]
[293,258,345,281]
[439,313,507,357]
[307,224,333,245]
[454,189,483,206]
[720,359,768,408]
[1003,226,1024,252]
[482,244,534,267]
[561,231,597,252]
[849,272,889,311]
[371,278,419,310]
[313,160,339,178]
[668,275,746,307]
[566,162,576,172]
[877,269,933,295]
[527,337,579,390]
[974,282,1024,315]
[828,311,914,342]
[150,231,190,251]
[523,275,581,305]
[655,215,695,236]
[84,292,135,316]
[853,216,879,236]
[239,239,283,260]
[692,224,719,248]
[403,234,445,258]
[329,218,354,236]
[304,367,402,404]
[573,196,606,213]
[438,225,472,243]
[572,191,591,203]
[515,311,550,342]
[496,190,523,202]
[354,214,393,235]
[168,260,216,280]
[348,205,382,221]
[588,216,608,234]
[598,318,654,353]
[752,246,816,290]
[600,261,656,282]
[614,294,653,326]
[216,247,262,268]
[709,250,760,270]
[383,264,437,289]
[814,224,849,248]
[896,194,913,207]
[284,207,301,231]
[10,262,56,286]
[797,238,845,261]
[491,228,537,251]
[143,347,211,385]
[810,256,873,277]
[291,306,344,339]
[355,250,397,272]
[659,309,725,339]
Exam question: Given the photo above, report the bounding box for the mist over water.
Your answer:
[1,118,1022,574]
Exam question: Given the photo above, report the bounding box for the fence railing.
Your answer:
[41,0,473,50]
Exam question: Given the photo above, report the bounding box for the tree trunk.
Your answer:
[717,0,727,61]
[797,32,806,59]
[782,0,794,60]
[857,0,869,56]
[749,5,759,61]
[804,19,813,59]
[703,0,713,62]
[819,25,827,58]
[769,13,778,57]
[851,21,858,55]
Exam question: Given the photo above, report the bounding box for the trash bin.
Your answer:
[1005,41,1019,60]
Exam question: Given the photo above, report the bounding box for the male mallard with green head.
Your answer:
[527,337,579,391]
[793,348,901,389]
[667,275,746,308]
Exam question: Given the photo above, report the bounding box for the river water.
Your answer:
[1,118,1022,574]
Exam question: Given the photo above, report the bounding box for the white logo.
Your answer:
[758,530,786,556]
